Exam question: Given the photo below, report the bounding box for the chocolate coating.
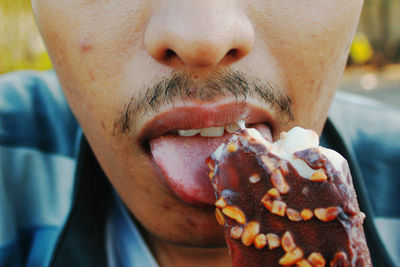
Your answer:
[210,130,371,267]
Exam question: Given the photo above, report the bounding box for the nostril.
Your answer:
[227,49,238,57]
[164,49,177,61]
[227,48,241,60]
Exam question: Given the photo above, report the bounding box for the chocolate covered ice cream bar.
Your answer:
[208,127,371,266]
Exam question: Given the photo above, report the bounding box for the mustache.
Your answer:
[114,70,294,135]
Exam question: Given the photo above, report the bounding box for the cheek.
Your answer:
[249,0,363,130]
[33,0,152,133]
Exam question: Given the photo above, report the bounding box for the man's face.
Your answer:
[32,0,363,247]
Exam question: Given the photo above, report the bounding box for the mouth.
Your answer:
[138,102,274,207]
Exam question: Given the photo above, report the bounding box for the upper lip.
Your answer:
[138,101,275,143]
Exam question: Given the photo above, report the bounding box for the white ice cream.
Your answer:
[214,126,347,181]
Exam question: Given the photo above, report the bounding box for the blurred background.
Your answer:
[1,0,400,106]
[0,0,51,73]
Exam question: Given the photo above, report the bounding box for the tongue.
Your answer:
[149,123,272,206]
[150,134,230,205]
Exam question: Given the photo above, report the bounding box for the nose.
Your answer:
[144,1,255,67]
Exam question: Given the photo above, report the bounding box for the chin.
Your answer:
[153,226,227,248]
[131,197,227,248]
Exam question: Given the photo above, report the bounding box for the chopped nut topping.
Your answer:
[330,252,349,267]
[209,171,214,181]
[279,247,303,266]
[271,169,290,194]
[314,207,341,222]
[249,173,261,184]
[260,155,276,171]
[206,158,215,171]
[310,171,328,182]
[279,164,289,175]
[281,231,296,252]
[215,208,225,225]
[230,226,243,239]
[271,200,287,217]
[307,252,326,267]
[266,233,280,249]
[222,206,246,224]
[287,208,302,222]
[241,221,260,246]
[267,188,280,198]
[227,142,238,152]
[261,194,273,211]
[296,259,312,267]
[254,234,267,249]
[300,209,314,220]
[343,202,357,216]
[215,197,227,209]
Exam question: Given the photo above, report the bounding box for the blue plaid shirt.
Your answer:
[0,70,399,266]
[0,71,159,267]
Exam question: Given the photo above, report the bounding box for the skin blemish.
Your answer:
[80,37,94,53]
[162,203,171,211]
[101,120,106,130]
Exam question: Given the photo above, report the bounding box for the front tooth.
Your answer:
[200,126,224,137]
[225,123,240,133]
[178,129,201,136]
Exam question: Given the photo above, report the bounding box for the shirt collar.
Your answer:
[106,191,159,267]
